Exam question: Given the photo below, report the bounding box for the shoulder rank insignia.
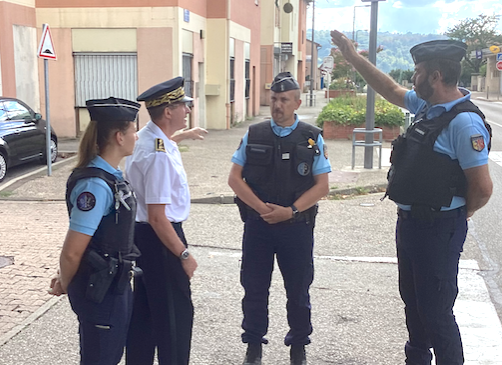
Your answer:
[470,134,485,152]
[155,138,166,152]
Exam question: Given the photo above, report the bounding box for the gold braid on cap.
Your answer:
[145,87,185,108]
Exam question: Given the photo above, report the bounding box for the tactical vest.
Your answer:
[66,167,139,259]
[242,120,322,207]
[386,100,490,211]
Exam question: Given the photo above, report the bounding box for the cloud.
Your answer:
[309,0,502,34]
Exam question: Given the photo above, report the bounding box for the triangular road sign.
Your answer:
[38,24,57,60]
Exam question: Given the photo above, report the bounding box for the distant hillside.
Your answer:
[309,30,448,73]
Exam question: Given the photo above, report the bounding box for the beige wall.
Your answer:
[206,18,228,129]
[13,24,39,109]
[137,27,174,128]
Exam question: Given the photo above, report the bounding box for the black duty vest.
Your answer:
[242,120,322,207]
[66,167,139,259]
[386,100,490,211]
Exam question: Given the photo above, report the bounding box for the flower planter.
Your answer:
[324,90,355,98]
[323,121,401,141]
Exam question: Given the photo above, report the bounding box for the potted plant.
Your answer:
[316,95,404,141]
[325,77,356,98]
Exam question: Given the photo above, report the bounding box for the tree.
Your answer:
[389,69,414,84]
[445,14,502,74]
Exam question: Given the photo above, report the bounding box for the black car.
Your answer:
[0,97,58,182]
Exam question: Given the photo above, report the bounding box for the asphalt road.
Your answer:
[468,99,502,321]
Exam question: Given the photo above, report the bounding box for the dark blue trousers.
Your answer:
[241,218,314,346]
[126,222,193,365]
[396,207,467,365]
[68,272,133,365]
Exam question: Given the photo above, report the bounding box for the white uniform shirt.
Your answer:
[125,121,190,223]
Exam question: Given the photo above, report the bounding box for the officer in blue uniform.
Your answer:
[331,32,493,364]
[228,72,332,365]
[49,97,141,365]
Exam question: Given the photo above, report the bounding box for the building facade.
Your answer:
[1,0,262,136]
[259,0,310,106]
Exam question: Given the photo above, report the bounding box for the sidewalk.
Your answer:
[0,90,501,364]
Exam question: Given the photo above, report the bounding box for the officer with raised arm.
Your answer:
[331,31,492,364]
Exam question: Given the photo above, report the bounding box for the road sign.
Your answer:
[489,45,501,54]
[496,61,502,71]
[321,56,334,73]
[37,24,57,60]
[497,53,502,62]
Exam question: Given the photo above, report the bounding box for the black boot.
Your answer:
[290,344,307,365]
[243,343,262,365]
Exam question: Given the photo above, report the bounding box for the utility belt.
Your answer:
[398,205,466,222]
[81,248,143,304]
[235,196,318,224]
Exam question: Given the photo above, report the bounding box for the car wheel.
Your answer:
[0,153,7,183]
[40,137,58,164]
[50,137,58,163]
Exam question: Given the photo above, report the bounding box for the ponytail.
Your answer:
[75,119,134,169]
[75,120,99,168]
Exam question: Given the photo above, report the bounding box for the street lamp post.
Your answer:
[361,0,385,169]
[309,0,315,106]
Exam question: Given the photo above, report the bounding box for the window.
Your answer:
[182,53,194,99]
[74,53,137,107]
[230,57,235,103]
[0,103,7,122]
[4,101,31,120]
[245,60,251,99]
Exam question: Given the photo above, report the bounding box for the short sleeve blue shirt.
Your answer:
[403,88,490,209]
[231,115,332,176]
[69,156,123,236]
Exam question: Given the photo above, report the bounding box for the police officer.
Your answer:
[125,77,207,365]
[228,72,332,365]
[49,97,141,365]
[331,31,493,364]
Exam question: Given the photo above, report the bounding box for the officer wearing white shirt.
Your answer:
[125,77,207,365]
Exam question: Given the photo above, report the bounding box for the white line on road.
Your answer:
[489,151,502,167]
[210,251,502,363]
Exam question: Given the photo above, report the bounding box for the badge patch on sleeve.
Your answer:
[470,134,485,152]
[155,138,166,152]
[76,192,96,211]
[323,145,329,159]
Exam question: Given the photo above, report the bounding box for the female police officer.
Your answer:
[49,97,141,365]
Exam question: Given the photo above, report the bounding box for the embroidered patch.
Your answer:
[297,162,310,176]
[76,192,96,211]
[323,145,329,159]
[155,138,166,152]
[470,134,485,152]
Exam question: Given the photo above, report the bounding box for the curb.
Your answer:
[189,183,388,205]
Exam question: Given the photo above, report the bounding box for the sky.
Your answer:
[307,0,502,35]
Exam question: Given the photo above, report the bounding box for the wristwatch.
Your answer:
[180,249,190,260]
[290,204,300,219]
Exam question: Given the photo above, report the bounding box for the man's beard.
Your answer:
[414,78,434,101]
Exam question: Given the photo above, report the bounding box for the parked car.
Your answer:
[0,97,58,182]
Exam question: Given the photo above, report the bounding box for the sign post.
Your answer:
[37,24,57,177]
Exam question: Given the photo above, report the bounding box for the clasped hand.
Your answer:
[260,203,292,224]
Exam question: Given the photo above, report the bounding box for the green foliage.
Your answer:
[389,69,414,83]
[446,14,502,74]
[312,29,446,74]
[316,96,404,128]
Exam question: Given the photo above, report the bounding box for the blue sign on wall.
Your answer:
[184,9,190,23]
[497,53,502,62]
